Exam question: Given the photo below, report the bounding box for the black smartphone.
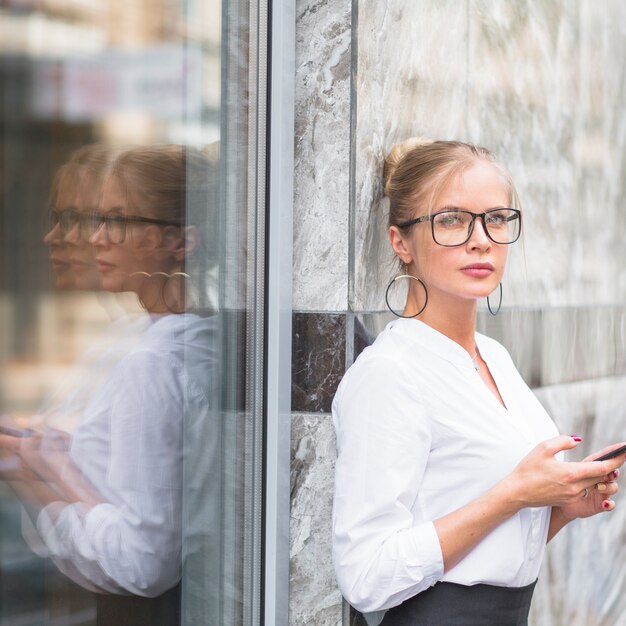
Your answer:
[592,444,626,462]
[0,425,33,438]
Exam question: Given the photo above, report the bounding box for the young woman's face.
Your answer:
[392,161,512,309]
[43,185,76,290]
[90,175,168,294]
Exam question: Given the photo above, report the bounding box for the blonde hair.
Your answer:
[49,144,116,211]
[383,138,521,229]
[107,144,219,310]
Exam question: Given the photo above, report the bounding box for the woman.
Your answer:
[332,139,625,626]
[1,145,218,624]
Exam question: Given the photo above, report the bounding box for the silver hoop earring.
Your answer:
[162,272,190,313]
[487,282,503,316]
[135,271,169,311]
[384,275,428,318]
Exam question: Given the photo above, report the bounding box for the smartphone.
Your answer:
[592,443,626,462]
[0,425,33,438]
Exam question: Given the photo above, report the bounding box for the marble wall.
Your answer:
[353,0,626,312]
[290,1,626,625]
[290,0,352,623]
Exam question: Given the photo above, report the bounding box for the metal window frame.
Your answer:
[263,1,295,625]
[245,0,294,623]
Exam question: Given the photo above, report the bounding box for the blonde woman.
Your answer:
[332,139,625,626]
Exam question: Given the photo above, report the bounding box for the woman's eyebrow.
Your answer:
[437,205,509,212]
[437,205,465,212]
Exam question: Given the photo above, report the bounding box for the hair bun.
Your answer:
[383,137,434,196]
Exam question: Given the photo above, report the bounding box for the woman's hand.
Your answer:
[0,428,72,484]
[506,436,625,510]
[555,442,626,522]
[0,432,41,481]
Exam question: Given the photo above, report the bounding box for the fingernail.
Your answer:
[610,470,619,480]
[602,501,612,510]
[570,435,582,442]
[597,482,607,492]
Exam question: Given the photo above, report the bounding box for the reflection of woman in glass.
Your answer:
[1,145,217,624]
[332,139,625,626]
[44,144,114,292]
[44,157,82,291]
[35,145,145,438]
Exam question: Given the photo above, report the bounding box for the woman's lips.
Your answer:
[96,260,115,273]
[70,258,96,272]
[50,257,71,273]
[460,263,494,278]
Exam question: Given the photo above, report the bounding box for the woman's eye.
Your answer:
[486,212,507,226]
[436,213,465,227]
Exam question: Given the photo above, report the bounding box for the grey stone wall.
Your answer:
[290,0,352,624]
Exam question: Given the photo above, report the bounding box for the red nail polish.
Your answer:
[571,436,582,442]
[602,501,611,510]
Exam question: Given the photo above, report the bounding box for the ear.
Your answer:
[166,226,200,263]
[389,226,413,266]
[132,225,164,259]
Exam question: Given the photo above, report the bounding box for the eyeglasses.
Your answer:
[88,211,181,244]
[49,208,95,238]
[396,208,521,246]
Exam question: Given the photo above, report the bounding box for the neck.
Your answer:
[408,290,478,354]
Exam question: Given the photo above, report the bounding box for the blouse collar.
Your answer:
[387,317,484,372]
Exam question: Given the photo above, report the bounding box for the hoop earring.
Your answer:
[487,282,503,316]
[134,271,168,311]
[385,274,428,318]
[162,272,190,313]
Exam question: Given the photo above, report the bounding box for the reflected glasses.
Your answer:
[397,208,522,246]
[49,208,94,238]
[88,211,181,244]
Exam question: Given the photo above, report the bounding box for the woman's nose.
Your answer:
[467,217,491,249]
[43,223,63,246]
[89,223,106,246]
[64,224,80,244]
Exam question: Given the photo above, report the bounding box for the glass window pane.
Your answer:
[0,1,263,625]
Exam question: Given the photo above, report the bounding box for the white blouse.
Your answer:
[332,318,559,625]
[33,313,218,597]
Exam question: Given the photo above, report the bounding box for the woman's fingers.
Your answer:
[0,433,23,453]
[601,499,616,512]
[584,442,626,463]
[596,480,619,495]
[578,455,624,481]
[541,434,584,457]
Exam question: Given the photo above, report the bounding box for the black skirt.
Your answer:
[379,580,537,626]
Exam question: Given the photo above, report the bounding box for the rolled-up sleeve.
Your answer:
[332,354,444,613]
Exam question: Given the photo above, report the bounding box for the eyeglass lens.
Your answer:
[432,209,520,246]
[50,209,101,238]
[89,213,126,244]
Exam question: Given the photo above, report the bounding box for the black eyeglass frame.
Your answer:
[396,208,522,247]
[89,211,182,243]
[49,207,97,236]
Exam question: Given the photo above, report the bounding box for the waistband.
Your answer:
[379,580,537,626]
